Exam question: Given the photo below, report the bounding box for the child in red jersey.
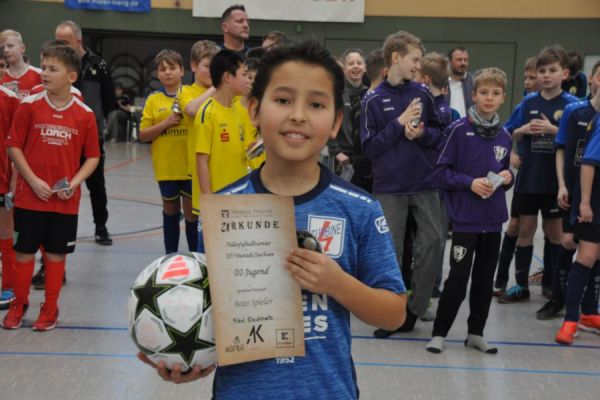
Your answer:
[0,84,19,310]
[2,41,100,331]
[0,30,41,99]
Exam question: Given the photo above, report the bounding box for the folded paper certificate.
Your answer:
[200,194,305,366]
[486,171,504,192]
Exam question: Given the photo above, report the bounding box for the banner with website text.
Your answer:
[65,0,151,13]
[193,0,365,23]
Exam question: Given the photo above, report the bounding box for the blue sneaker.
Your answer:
[0,289,15,310]
[498,284,530,304]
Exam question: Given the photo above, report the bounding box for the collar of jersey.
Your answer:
[158,87,178,98]
[250,163,331,205]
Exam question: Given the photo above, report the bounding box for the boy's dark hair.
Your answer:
[41,40,80,72]
[536,46,568,70]
[421,52,449,89]
[154,49,184,69]
[190,40,218,64]
[591,60,600,77]
[263,31,288,48]
[524,56,537,72]
[210,49,245,88]
[365,49,384,83]
[250,40,344,114]
[382,31,424,67]
[566,50,583,76]
[448,46,468,60]
[246,57,260,72]
[222,4,245,21]
[341,48,365,64]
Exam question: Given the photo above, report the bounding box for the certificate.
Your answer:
[200,194,305,366]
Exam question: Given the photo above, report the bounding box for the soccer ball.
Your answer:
[128,252,216,371]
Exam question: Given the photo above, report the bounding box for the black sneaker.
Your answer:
[95,226,113,246]
[32,266,67,290]
[536,299,563,320]
[31,265,46,289]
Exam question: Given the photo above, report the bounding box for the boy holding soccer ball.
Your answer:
[139,41,407,399]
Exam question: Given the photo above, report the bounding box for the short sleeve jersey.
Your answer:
[0,85,19,193]
[570,117,600,225]
[195,97,249,196]
[554,99,597,192]
[179,83,208,178]
[510,91,579,194]
[1,65,42,100]
[198,165,406,400]
[140,89,189,182]
[6,92,100,214]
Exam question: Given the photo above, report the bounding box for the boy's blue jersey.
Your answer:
[571,116,600,225]
[554,99,598,192]
[198,165,406,400]
[510,91,579,194]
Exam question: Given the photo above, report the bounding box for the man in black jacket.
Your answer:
[55,20,116,246]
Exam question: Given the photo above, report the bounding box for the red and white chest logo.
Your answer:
[308,215,346,258]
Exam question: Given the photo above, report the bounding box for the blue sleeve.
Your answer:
[555,104,574,147]
[356,201,406,294]
[505,100,527,134]
[504,101,521,132]
[582,125,600,166]
[360,95,405,159]
[434,126,474,191]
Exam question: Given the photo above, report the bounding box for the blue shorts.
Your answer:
[158,180,192,201]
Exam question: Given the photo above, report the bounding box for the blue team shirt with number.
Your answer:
[509,91,579,194]
[554,99,598,193]
[197,165,406,400]
[571,117,600,225]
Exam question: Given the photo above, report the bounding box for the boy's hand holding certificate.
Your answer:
[200,194,305,366]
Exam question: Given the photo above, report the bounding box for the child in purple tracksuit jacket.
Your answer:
[426,68,513,354]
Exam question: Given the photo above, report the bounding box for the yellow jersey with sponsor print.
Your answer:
[140,89,189,181]
[194,97,249,213]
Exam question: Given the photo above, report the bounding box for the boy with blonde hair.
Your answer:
[361,31,444,336]
[0,29,41,99]
[426,68,513,354]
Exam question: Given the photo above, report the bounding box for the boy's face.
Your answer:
[41,56,77,94]
[343,52,365,84]
[523,68,539,93]
[2,36,25,64]
[192,57,212,88]
[537,62,568,92]
[227,63,250,96]
[247,69,257,89]
[157,61,183,88]
[389,45,422,82]
[248,61,342,165]
[590,68,600,97]
[472,83,505,117]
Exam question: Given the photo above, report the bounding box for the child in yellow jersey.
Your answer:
[179,40,219,215]
[196,49,250,194]
[139,50,196,254]
[238,57,266,170]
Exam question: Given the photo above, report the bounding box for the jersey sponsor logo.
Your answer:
[220,130,230,142]
[453,245,467,263]
[308,215,345,258]
[529,110,539,115]
[577,121,590,127]
[553,109,564,122]
[382,98,391,103]
[493,146,507,161]
[52,114,63,119]
[374,216,389,234]
[383,106,395,112]
[466,132,474,136]
[67,240,76,247]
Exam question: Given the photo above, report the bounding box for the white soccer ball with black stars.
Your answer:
[128,252,216,371]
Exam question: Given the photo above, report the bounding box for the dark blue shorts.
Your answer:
[158,180,192,201]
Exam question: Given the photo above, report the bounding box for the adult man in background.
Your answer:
[220,5,250,55]
[447,47,474,118]
[55,20,116,246]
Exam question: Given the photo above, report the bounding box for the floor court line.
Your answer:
[0,351,598,378]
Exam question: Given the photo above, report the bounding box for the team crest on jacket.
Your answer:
[493,146,507,161]
[453,246,467,263]
[308,215,345,258]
